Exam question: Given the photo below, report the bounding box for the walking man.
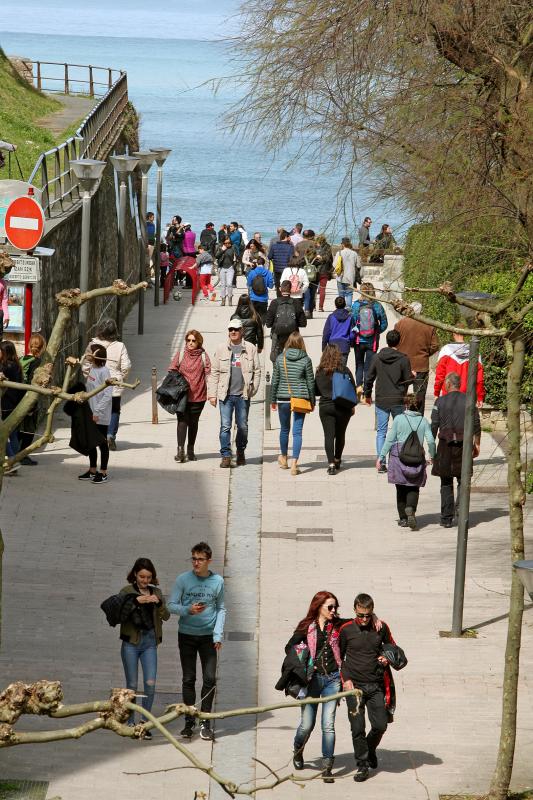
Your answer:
[322,297,353,367]
[364,329,412,473]
[168,541,226,741]
[266,279,307,363]
[268,229,295,294]
[336,237,361,308]
[208,319,261,467]
[431,372,481,527]
[358,216,372,248]
[394,302,438,412]
[339,593,397,782]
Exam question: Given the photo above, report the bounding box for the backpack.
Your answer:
[274,301,298,337]
[356,302,377,338]
[399,416,426,466]
[303,257,317,282]
[251,272,267,295]
[289,268,301,294]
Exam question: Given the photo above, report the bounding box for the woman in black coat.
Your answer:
[230,294,264,352]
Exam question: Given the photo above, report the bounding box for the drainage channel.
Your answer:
[209,394,263,798]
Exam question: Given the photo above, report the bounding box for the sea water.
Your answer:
[0,24,403,240]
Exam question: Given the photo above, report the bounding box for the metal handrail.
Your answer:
[23,59,124,97]
[29,72,130,218]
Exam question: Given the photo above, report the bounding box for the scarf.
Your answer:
[174,347,209,402]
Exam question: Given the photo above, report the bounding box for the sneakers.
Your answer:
[356,385,364,401]
[354,765,369,782]
[377,462,387,474]
[327,466,337,475]
[181,721,195,739]
[4,462,20,475]
[142,728,152,740]
[293,749,304,770]
[440,519,454,528]
[92,472,108,484]
[199,721,214,741]
[210,292,217,302]
[405,506,418,530]
[108,437,117,451]
[236,450,246,466]
[21,456,38,465]
[397,518,408,528]
[78,470,95,481]
[220,456,232,468]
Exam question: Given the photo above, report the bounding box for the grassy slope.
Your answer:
[0,47,68,180]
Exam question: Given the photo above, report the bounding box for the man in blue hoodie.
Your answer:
[322,296,354,367]
[169,541,226,741]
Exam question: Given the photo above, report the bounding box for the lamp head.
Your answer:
[132,151,157,174]
[513,560,533,602]
[110,154,140,176]
[150,147,172,167]
[70,158,107,192]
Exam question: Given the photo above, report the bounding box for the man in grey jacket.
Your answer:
[337,238,362,308]
[208,320,261,468]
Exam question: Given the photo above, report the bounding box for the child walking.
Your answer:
[196,243,216,301]
[81,344,113,484]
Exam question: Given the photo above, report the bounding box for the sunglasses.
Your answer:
[186,338,197,343]
[356,612,372,619]
[326,604,337,611]
[228,327,240,332]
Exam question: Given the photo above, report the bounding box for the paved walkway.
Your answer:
[36,94,96,137]
[0,279,531,799]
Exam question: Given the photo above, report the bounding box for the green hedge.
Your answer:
[403,223,532,410]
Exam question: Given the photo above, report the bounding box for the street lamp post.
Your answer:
[132,151,156,334]
[150,147,172,307]
[70,158,107,353]
[110,154,139,333]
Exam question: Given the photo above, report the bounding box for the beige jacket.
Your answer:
[208,340,261,401]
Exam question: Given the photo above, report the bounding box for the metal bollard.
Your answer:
[151,366,158,424]
[265,370,272,430]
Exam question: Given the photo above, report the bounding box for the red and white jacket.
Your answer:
[434,342,485,404]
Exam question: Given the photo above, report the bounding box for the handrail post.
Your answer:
[64,63,69,94]
[89,65,94,98]
[108,67,112,89]
[36,60,41,90]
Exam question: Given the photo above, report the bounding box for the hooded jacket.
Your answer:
[231,306,264,350]
[434,342,485,403]
[364,347,412,410]
[271,347,315,404]
[322,308,353,353]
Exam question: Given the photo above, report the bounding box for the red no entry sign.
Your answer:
[4,195,45,251]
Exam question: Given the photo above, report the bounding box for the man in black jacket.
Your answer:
[431,371,481,527]
[265,280,307,363]
[200,222,217,256]
[364,329,412,473]
[339,593,396,782]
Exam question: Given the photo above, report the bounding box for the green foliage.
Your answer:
[404,221,532,410]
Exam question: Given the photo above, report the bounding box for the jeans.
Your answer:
[354,343,376,387]
[376,405,404,460]
[441,475,461,522]
[177,401,205,449]
[121,629,158,721]
[396,485,420,518]
[303,282,317,312]
[219,267,235,299]
[108,396,121,439]
[178,633,218,722]
[337,281,353,309]
[319,400,352,463]
[294,671,340,759]
[88,424,109,471]
[219,395,250,456]
[277,402,305,459]
[346,683,388,766]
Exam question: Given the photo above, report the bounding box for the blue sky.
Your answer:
[0,1,242,39]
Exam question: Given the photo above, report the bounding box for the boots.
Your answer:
[174,446,187,463]
[321,757,335,783]
[187,448,197,462]
[290,459,301,476]
[293,748,304,770]
[221,297,226,306]
[278,454,289,469]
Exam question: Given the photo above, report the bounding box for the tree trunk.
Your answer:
[487,335,526,800]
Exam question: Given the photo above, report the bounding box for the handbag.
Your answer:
[283,353,313,413]
[332,370,358,409]
[333,251,343,276]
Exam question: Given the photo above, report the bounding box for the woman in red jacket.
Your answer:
[168,329,211,462]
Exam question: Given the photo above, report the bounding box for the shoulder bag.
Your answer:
[283,353,313,413]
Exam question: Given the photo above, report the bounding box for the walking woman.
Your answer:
[378,393,436,530]
[0,340,24,470]
[315,234,333,312]
[231,294,264,352]
[19,333,47,465]
[84,318,131,451]
[119,557,170,736]
[285,591,345,783]
[215,236,236,306]
[315,345,356,475]
[271,332,314,476]
[169,329,211,463]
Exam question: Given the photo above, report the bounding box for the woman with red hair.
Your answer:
[284,590,346,783]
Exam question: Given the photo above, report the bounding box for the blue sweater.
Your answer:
[247,265,274,301]
[168,570,226,642]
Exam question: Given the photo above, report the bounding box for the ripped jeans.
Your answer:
[121,629,158,722]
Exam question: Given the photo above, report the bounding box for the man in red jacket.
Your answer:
[434,333,485,406]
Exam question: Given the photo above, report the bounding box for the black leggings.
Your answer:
[89,424,109,471]
[395,485,420,519]
[319,400,352,463]
[177,401,205,448]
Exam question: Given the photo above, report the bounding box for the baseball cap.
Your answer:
[228,319,243,329]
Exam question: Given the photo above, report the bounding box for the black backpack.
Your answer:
[399,416,425,466]
[251,272,267,295]
[274,301,297,337]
